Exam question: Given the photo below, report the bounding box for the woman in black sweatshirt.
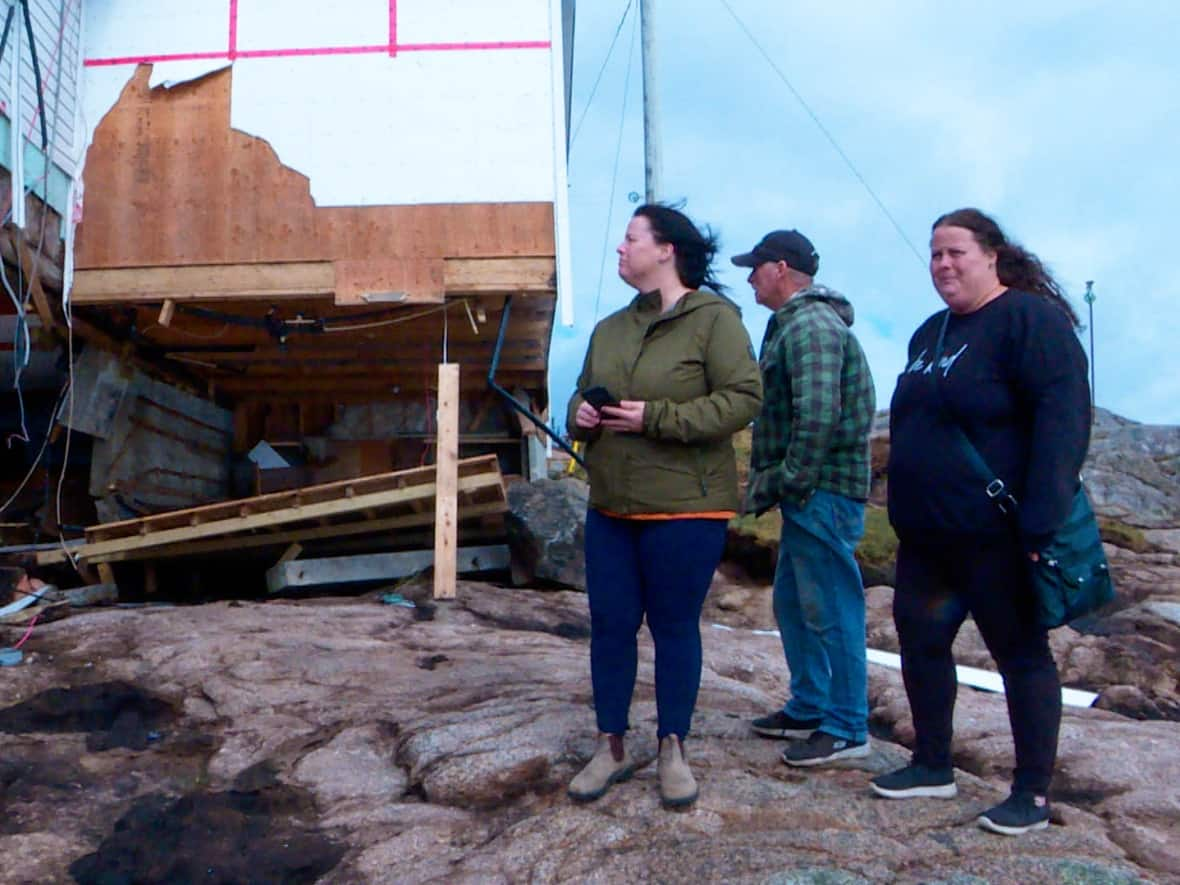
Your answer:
[872,208,1090,836]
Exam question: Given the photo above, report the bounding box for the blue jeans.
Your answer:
[775,491,868,742]
[584,510,727,740]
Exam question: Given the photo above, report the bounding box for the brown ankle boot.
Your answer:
[568,734,634,802]
[658,735,698,809]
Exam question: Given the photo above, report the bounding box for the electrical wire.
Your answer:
[12,610,40,649]
[1,0,77,450]
[592,9,639,325]
[321,300,462,333]
[1,256,32,444]
[54,281,78,571]
[0,376,68,516]
[570,0,633,148]
[716,0,927,267]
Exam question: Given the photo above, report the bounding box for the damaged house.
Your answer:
[0,0,576,594]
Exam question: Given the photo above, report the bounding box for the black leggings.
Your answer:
[893,536,1061,795]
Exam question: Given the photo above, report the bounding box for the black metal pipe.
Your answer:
[0,6,16,66]
[20,0,49,151]
[487,294,586,469]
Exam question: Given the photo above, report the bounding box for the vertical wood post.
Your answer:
[433,364,460,599]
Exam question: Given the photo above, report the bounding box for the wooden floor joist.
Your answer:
[71,262,337,304]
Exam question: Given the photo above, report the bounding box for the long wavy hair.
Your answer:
[633,203,726,295]
[933,208,1079,327]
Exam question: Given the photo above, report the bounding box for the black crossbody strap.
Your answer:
[931,310,1021,519]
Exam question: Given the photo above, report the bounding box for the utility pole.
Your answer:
[640,0,662,203]
[1084,280,1096,414]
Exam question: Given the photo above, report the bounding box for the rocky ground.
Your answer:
[2,549,1177,884]
[2,408,1176,884]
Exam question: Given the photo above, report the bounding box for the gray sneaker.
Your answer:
[870,762,957,799]
[751,710,822,740]
[782,730,870,767]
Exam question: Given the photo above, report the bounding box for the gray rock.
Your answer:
[1141,600,1180,627]
[1083,408,1180,529]
[0,584,1173,884]
[505,477,589,591]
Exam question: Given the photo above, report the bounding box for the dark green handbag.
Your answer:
[1024,485,1113,627]
[931,312,1114,628]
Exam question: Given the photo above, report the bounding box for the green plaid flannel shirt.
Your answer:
[745,286,876,514]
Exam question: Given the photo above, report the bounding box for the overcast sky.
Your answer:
[550,0,1180,427]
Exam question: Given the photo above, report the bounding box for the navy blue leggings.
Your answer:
[584,509,727,740]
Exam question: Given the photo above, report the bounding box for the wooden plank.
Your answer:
[333,258,445,306]
[36,498,506,566]
[0,228,63,292]
[71,469,504,562]
[443,258,555,294]
[16,232,61,335]
[267,544,509,593]
[71,262,336,304]
[433,364,460,600]
[88,454,498,540]
[276,542,302,565]
[158,299,176,327]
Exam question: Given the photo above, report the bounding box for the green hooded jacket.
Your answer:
[567,288,763,514]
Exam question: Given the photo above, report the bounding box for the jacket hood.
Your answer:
[630,287,743,319]
[779,284,855,326]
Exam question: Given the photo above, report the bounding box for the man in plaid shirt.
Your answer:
[732,229,876,767]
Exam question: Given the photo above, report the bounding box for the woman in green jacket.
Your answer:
[566,204,763,809]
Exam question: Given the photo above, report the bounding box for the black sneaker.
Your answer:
[977,791,1050,835]
[751,710,822,740]
[870,763,957,799]
[782,730,870,767]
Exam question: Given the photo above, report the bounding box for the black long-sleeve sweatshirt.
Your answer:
[887,289,1091,552]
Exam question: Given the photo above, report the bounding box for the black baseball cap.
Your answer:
[731,230,819,275]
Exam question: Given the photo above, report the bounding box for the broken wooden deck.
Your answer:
[37,454,506,566]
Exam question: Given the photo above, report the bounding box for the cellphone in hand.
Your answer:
[582,386,619,410]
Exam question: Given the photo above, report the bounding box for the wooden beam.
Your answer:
[71,262,336,304]
[63,472,503,562]
[16,232,62,335]
[433,363,460,600]
[443,258,555,294]
[159,339,545,364]
[275,542,303,565]
[0,228,63,292]
[36,500,508,566]
[333,258,445,306]
[208,370,544,395]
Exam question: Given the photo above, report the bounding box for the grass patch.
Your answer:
[727,499,899,586]
[1097,517,1155,553]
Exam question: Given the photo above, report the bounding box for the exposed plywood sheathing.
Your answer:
[68,65,558,408]
[75,67,555,270]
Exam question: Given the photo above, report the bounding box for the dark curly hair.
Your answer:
[633,203,726,295]
[933,208,1079,327]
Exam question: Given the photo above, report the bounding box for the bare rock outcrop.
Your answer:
[0,585,1173,883]
[505,477,589,591]
[1085,409,1180,529]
